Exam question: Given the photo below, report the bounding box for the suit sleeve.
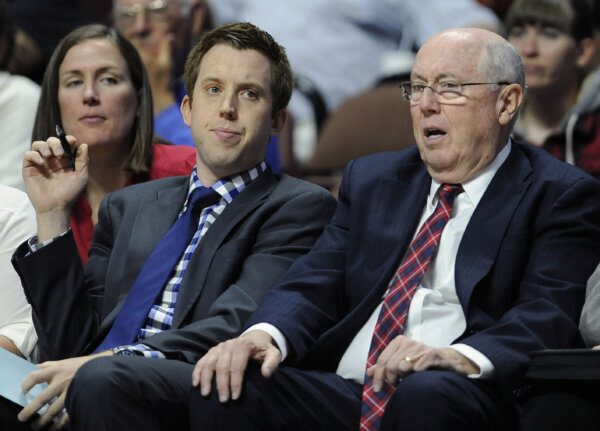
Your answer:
[459,175,600,399]
[242,161,359,364]
[12,231,102,360]
[141,186,337,363]
[11,189,123,361]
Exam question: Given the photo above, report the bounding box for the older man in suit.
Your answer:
[9,22,335,430]
[191,27,600,430]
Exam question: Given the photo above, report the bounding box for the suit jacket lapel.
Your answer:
[362,158,431,303]
[172,170,277,327]
[96,178,189,341]
[455,144,533,307]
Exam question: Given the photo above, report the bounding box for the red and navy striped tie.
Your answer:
[360,183,463,430]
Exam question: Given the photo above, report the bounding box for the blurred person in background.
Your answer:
[0,0,40,191]
[208,0,502,166]
[506,0,600,178]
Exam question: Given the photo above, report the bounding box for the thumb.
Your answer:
[260,347,282,378]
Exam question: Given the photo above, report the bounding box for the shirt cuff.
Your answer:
[28,228,71,252]
[242,323,288,361]
[450,343,495,379]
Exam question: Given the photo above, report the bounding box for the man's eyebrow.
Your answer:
[410,72,455,81]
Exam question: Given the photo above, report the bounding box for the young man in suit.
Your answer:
[191,27,600,430]
[9,22,336,430]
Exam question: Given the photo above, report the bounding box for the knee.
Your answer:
[66,357,129,410]
[381,370,487,431]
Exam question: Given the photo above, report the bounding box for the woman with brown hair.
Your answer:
[31,24,196,263]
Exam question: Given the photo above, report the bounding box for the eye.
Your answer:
[541,25,561,39]
[241,89,258,100]
[206,86,220,94]
[508,25,525,39]
[65,78,83,88]
[100,76,118,85]
[438,81,460,91]
[411,83,426,92]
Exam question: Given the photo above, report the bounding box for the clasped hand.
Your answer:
[366,336,480,392]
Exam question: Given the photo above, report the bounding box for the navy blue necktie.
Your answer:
[94,186,220,352]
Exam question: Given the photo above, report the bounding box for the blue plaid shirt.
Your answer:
[113,161,267,358]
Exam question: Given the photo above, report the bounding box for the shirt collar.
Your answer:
[185,161,268,207]
[429,139,512,208]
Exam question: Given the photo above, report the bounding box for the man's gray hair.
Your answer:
[478,40,525,90]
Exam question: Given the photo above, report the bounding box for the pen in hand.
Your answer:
[55,124,75,171]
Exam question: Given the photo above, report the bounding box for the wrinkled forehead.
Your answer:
[412,33,484,82]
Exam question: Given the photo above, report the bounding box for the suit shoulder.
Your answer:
[516,141,600,188]
[108,175,188,202]
[349,147,420,174]
[273,174,336,200]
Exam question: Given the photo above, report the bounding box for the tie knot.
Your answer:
[188,186,221,212]
[439,183,463,208]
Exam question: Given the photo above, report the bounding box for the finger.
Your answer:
[229,346,252,400]
[18,387,57,423]
[196,354,217,395]
[24,149,46,166]
[191,357,206,388]
[32,393,65,429]
[74,143,88,171]
[46,137,68,157]
[260,347,282,378]
[49,410,69,431]
[214,348,233,403]
[21,367,52,393]
[31,140,52,158]
[371,362,387,393]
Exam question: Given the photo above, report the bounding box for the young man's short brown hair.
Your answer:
[183,22,293,117]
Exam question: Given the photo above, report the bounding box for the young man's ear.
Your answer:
[181,95,192,127]
[270,108,288,135]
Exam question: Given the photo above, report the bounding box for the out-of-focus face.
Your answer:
[58,38,138,150]
[508,22,581,91]
[409,30,511,184]
[113,0,189,65]
[181,44,286,185]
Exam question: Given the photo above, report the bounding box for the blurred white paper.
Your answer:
[0,347,48,413]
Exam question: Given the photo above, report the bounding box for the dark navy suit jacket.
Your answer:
[246,142,600,400]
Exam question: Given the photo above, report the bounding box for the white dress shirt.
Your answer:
[0,185,37,358]
[248,141,512,384]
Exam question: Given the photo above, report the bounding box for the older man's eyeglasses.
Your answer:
[115,0,171,27]
[400,80,510,104]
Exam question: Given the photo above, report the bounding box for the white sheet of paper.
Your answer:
[0,347,49,414]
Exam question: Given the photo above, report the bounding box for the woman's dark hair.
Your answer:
[32,24,154,173]
[505,0,594,42]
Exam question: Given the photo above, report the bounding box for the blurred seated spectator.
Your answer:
[506,0,600,179]
[31,23,196,264]
[0,0,40,191]
[208,0,502,166]
[300,82,416,196]
[7,0,87,84]
[0,185,36,359]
